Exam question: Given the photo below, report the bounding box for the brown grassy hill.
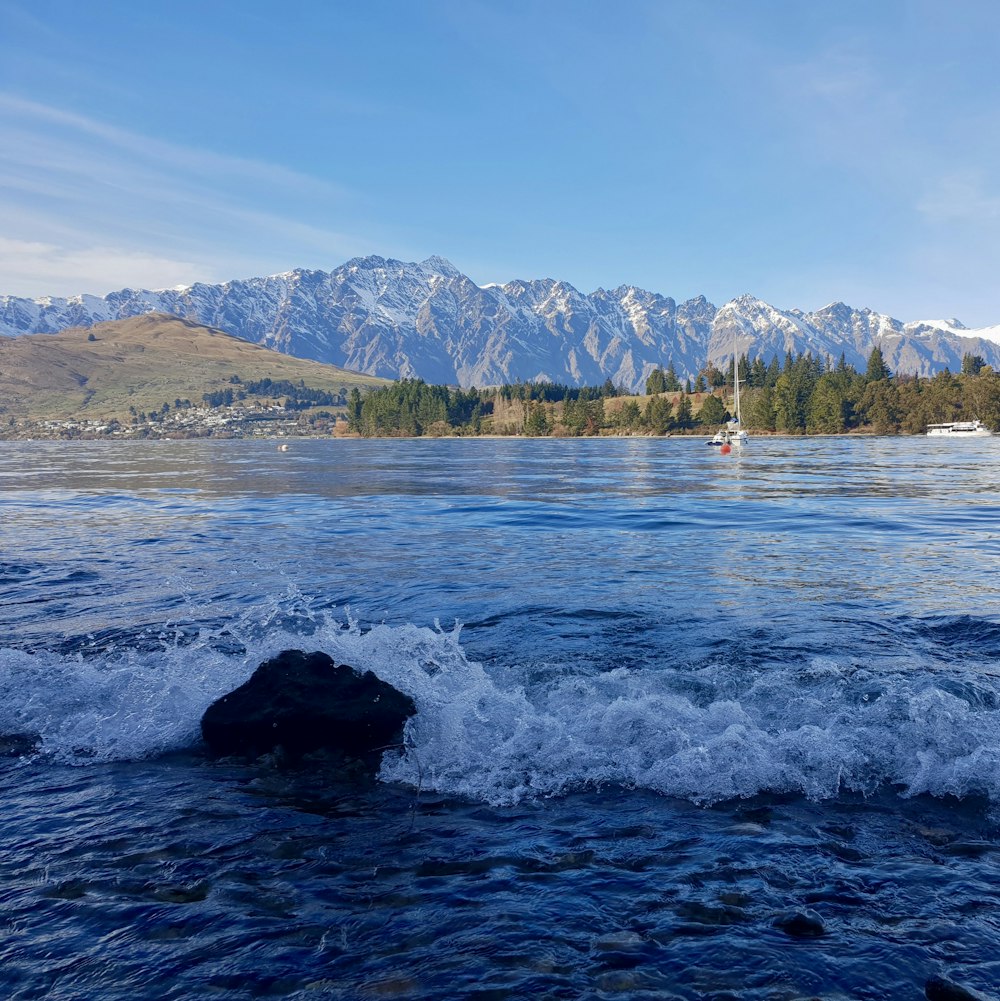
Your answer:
[0,313,387,421]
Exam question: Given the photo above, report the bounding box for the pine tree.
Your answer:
[962,353,985,376]
[865,346,891,382]
[698,394,727,426]
[858,379,900,433]
[743,386,776,431]
[617,399,642,430]
[524,403,550,436]
[806,376,847,434]
[773,374,805,433]
[674,394,693,429]
[643,395,673,434]
[347,388,363,431]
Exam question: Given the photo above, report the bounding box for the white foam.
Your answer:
[0,636,254,763]
[5,614,1000,810]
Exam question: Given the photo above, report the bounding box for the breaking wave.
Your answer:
[4,606,1000,809]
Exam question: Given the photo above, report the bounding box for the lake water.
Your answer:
[2,436,1000,999]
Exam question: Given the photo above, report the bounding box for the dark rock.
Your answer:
[0,732,39,758]
[200,649,416,767]
[772,909,826,938]
[926,976,986,1001]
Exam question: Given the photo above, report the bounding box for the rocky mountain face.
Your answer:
[2,256,998,391]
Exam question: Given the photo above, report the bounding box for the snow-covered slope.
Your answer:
[907,318,1000,347]
[2,256,998,389]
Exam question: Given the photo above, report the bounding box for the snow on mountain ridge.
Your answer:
[909,318,1000,346]
[2,257,999,389]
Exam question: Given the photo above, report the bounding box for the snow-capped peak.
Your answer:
[908,317,1000,345]
[419,255,461,277]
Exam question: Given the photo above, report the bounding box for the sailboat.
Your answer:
[708,346,749,448]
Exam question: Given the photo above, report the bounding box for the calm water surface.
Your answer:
[2,437,1000,999]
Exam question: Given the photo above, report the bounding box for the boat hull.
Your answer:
[709,429,749,447]
[926,421,992,437]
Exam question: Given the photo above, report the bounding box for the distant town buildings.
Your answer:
[2,404,349,441]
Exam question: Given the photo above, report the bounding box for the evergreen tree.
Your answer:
[347,387,363,431]
[806,375,847,434]
[743,386,776,431]
[674,394,693,429]
[697,394,727,426]
[524,403,550,436]
[590,398,606,433]
[962,353,986,376]
[767,354,822,433]
[617,399,642,431]
[664,363,681,392]
[773,374,805,433]
[643,395,673,434]
[560,398,582,436]
[645,368,666,396]
[865,346,891,382]
[962,368,1000,428]
[921,369,961,424]
[703,365,726,389]
[895,376,928,434]
[857,379,901,433]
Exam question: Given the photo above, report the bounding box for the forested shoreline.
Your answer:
[346,348,1000,438]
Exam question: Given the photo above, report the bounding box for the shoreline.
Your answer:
[0,429,946,443]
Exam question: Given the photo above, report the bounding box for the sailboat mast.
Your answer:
[733,345,740,423]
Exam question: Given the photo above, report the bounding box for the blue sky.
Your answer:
[1,0,998,325]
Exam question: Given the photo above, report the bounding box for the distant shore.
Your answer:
[0,426,930,443]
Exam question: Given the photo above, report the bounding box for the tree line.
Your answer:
[345,348,1000,437]
[202,376,347,410]
[724,348,1000,434]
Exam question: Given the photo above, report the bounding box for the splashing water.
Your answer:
[5,601,1000,813]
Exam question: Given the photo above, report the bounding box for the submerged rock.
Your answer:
[926,977,987,1001]
[200,649,416,769]
[0,732,39,758]
[772,909,826,938]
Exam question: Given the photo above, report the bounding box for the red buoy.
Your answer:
[720,443,732,455]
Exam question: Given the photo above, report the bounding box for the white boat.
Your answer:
[708,343,749,447]
[926,420,992,437]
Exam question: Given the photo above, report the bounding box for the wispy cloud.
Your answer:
[918,171,1000,225]
[0,95,351,199]
[0,94,375,297]
[0,236,205,296]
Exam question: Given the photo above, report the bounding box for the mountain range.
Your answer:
[3,255,999,392]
